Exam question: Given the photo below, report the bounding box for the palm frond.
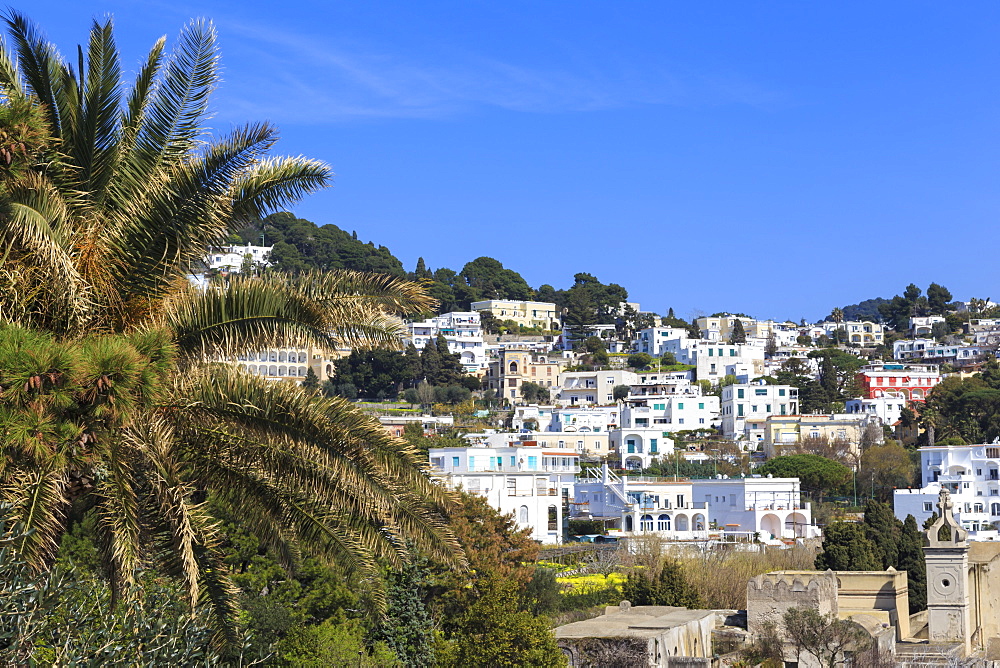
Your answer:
[77,17,122,200]
[1,466,67,570]
[92,438,142,605]
[229,155,331,224]
[2,11,65,135]
[165,270,434,362]
[130,18,218,174]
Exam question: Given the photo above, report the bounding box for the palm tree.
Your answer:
[0,12,460,642]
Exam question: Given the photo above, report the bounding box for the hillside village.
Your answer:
[198,230,1000,666]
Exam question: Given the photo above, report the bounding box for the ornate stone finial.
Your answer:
[925,488,969,547]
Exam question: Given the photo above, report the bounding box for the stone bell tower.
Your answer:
[924,488,971,654]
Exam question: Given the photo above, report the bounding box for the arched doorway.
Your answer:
[785,512,808,537]
[760,513,782,539]
[675,514,689,531]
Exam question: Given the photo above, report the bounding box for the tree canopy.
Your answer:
[757,454,851,499]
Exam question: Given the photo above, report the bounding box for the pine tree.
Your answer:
[898,515,927,612]
[862,499,901,569]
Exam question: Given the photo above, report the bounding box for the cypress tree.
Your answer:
[420,341,442,385]
[815,522,881,571]
[863,499,901,569]
[729,319,747,344]
[898,514,927,612]
[415,257,432,280]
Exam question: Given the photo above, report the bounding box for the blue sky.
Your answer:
[23,1,1000,321]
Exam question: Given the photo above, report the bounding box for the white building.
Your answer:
[620,394,719,433]
[206,243,273,273]
[573,466,817,541]
[909,316,946,337]
[609,427,676,470]
[720,382,798,442]
[804,321,884,346]
[405,311,486,371]
[845,395,907,427]
[232,346,338,384]
[556,369,639,406]
[656,337,766,385]
[893,338,991,367]
[633,327,692,356]
[894,443,1000,541]
[429,443,578,544]
[549,406,620,433]
[467,431,612,458]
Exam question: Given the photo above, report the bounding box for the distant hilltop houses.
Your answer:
[187,241,1000,548]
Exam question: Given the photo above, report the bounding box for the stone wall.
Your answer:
[746,570,838,635]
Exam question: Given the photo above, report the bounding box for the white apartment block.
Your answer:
[207,243,273,272]
[720,382,799,442]
[894,444,1000,540]
[470,300,560,330]
[549,406,621,433]
[609,427,676,470]
[657,338,766,385]
[633,327,692,356]
[429,443,578,544]
[573,466,817,541]
[845,396,907,427]
[557,369,639,406]
[467,431,611,458]
[405,311,486,371]
[909,316,946,337]
[893,338,991,367]
[620,394,719,433]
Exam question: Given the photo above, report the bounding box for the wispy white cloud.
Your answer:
[207,17,785,124]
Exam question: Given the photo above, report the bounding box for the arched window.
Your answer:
[278,351,287,362]
[519,506,529,524]
[248,364,257,373]
[509,361,519,374]
[268,365,278,376]
[278,366,287,376]
[299,366,308,377]
[298,352,307,363]
[657,514,671,531]
[640,514,653,531]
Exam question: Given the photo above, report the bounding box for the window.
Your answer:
[755,389,767,396]
[678,418,684,424]
[737,389,744,399]
[640,514,653,531]
[779,389,786,397]
[627,439,636,454]
[699,418,705,424]
[676,494,685,508]
[519,506,529,523]
[452,456,460,468]
[923,502,933,512]
[708,349,714,357]
[650,438,658,454]
[547,505,558,531]
[698,402,704,409]
[751,405,758,413]
[988,447,1000,459]
[527,456,538,468]
[678,403,684,409]
[737,405,744,417]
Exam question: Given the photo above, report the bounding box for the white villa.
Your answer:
[894,443,1000,540]
[429,442,579,544]
[573,466,818,542]
[404,311,486,371]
